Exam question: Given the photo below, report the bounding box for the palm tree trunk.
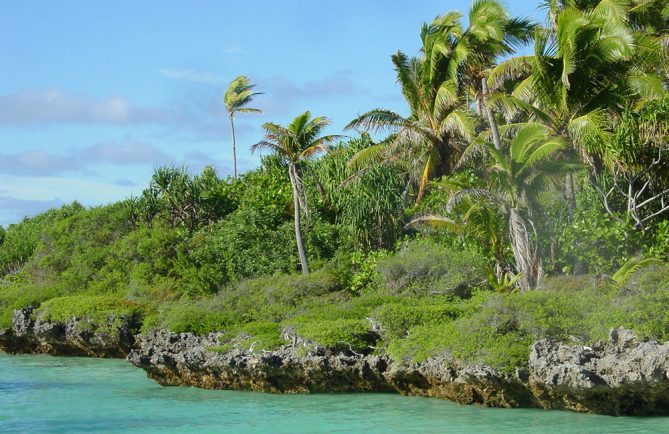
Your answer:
[289,164,310,274]
[508,208,536,291]
[481,77,503,151]
[565,172,576,221]
[229,114,238,179]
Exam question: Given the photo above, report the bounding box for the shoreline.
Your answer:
[2,307,669,417]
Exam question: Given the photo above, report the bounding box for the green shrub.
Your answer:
[290,318,375,352]
[141,298,237,335]
[385,295,532,371]
[386,271,669,371]
[217,321,286,353]
[375,240,486,297]
[0,283,61,329]
[557,191,647,274]
[372,298,463,339]
[36,295,144,333]
[348,250,389,294]
[0,203,84,276]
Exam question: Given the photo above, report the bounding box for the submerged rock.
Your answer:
[0,306,140,358]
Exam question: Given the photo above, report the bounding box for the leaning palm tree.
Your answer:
[251,111,342,274]
[224,75,263,179]
[449,124,577,290]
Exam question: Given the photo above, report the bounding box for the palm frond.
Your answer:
[406,214,465,234]
[510,123,550,163]
[487,56,535,90]
[440,109,475,141]
[236,107,263,114]
[347,143,387,170]
[224,75,263,113]
[447,188,500,211]
[345,109,410,133]
[611,256,661,285]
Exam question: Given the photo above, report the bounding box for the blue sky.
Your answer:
[0,0,542,226]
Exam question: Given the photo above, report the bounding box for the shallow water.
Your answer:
[1,353,668,433]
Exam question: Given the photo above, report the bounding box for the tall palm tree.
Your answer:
[346,2,534,200]
[252,111,342,274]
[450,124,576,290]
[459,0,536,150]
[346,13,475,200]
[224,75,263,179]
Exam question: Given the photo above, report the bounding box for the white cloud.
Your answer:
[79,142,171,165]
[0,196,64,227]
[255,72,370,116]
[0,89,171,126]
[0,141,172,176]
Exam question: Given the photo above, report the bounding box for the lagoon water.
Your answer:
[1,353,668,433]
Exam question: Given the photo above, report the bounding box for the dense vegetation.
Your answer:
[1,0,667,372]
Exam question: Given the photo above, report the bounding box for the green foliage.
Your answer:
[0,284,61,329]
[649,220,669,260]
[348,249,389,294]
[558,191,647,274]
[142,298,236,335]
[35,202,137,289]
[0,203,84,276]
[142,266,342,335]
[375,239,487,296]
[387,265,669,371]
[311,136,408,250]
[138,165,242,231]
[291,318,375,352]
[37,295,144,333]
[371,298,464,340]
[218,321,285,353]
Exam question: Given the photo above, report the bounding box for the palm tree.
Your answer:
[458,0,535,150]
[224,75,263,179]
[346,13,475,200]
[408,206,509,280]
[488,0,664,214]
[251,111,342,274]
[449,124,577,290]
[345,2,535,200]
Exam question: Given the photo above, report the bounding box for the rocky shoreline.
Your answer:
[2,307,668,416]
[0,307,139,358]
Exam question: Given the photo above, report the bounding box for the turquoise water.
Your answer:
[1,353,669,433]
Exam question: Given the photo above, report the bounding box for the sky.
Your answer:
[0,0,542,227]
